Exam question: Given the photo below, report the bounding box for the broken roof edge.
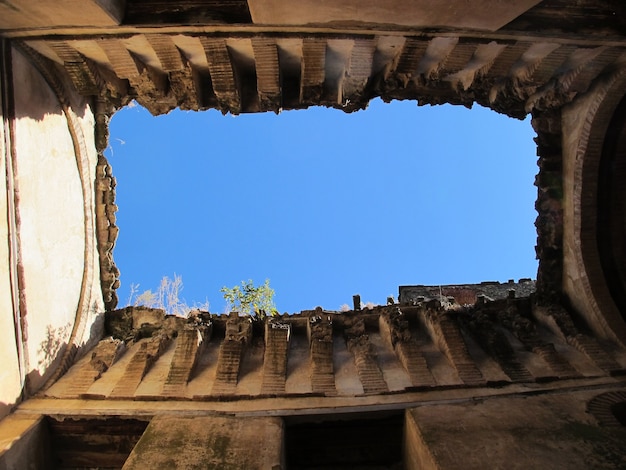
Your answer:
[399,279,536,305]
[106,279,537,326]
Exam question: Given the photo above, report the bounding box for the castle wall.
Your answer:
[0,44,104,419]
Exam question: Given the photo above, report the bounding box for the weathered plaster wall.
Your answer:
[404,390,626,469]
[248,0,541,31]
[0,52,22,421]
[12,48,85,391]
[0,45,104,419]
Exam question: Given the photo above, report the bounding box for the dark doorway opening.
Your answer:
[611,402,626,427]
[45,416,149,469]
[284,411,404,469]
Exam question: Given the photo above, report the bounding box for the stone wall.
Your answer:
[405,390,626,469]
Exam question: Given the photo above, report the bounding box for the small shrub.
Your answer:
[221,279,277,318]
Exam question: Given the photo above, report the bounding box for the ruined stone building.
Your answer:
[1,1,626,468]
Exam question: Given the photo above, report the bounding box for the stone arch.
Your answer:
[587,390,626,427]
[562,65,626,346]
[598,93,626,326]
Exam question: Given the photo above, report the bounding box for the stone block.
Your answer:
[404,392,626,470]
[122,415,284,470]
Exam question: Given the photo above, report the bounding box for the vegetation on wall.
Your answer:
[127,274,210,316]
[221,279,278,318]
[126,275,278,317]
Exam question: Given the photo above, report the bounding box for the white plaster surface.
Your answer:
[12,49,82,390]
[7,48,103,395]
[0,0,120,31]
[0,92,23,420]
[248,0,542,31]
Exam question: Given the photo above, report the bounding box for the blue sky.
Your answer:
[106,98,537,313]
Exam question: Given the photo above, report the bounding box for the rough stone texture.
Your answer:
[62,338,126,396]
[162,325,210,396]
[344,316,388,395]
[43,296,626,401]
[212,313,252,395]
[400,280,536,305]
[109,335,171,399]
[380,308,435,387]
[307,312,336,394]
[95,152,120,312]
[422,305,486,386]
[533,109,564,304]
[261,321,291,395]
[122,415,284,470]
[405,391,626,470]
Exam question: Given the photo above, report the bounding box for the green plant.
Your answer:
[220,279,278,318]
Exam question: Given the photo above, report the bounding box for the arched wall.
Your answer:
[562,63,626,345]
[0,43,104,419]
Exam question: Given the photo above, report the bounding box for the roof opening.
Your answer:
[105,99,537,313]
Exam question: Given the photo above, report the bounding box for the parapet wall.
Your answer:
[44,286,626,402]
